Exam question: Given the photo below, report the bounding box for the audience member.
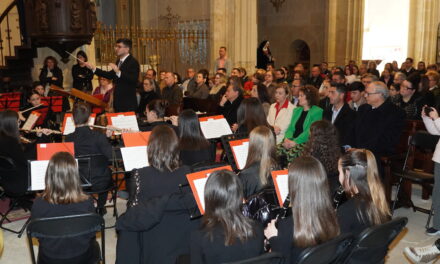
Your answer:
[214,46,232,74]
[218,77,244,125]
[160,72,183,105]
[424,71,440,109]
[234,97,271,135]
[39,56,63,95]
[181,68,196,94]
[187,70,209,99]
[72,51,93,92]
[307,66,323,88]
[209,72,227,102]
[251,83,271,115]
[137,78,159,117]
[379,68,394,88]
[402,57,416,76]
[145,68,160,93]
[93,77,114,108]
[274,68,286,84]
[290,79,303,106]
[267,83,296,143]
[348,81,366,111]
[367,61,380,78]
[393,73,424,119]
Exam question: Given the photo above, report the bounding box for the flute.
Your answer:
[20,104,44,114]
[89,125,125,132]
[20,128,62,134]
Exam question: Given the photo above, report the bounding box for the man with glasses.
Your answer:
[85,38,140,112]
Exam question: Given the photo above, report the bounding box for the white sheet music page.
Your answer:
[200,118,232,139]
[232,142,249,170]
[63,116,96,135]
[276,174,289,204]
[193,177,208,212]
[120,146,148,171]
[111,114,140,135]
[22,113,40,131]
[30,160,49,191]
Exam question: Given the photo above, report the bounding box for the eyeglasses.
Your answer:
[365,92,381,97]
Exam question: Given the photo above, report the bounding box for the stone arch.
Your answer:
[290,39,311,70]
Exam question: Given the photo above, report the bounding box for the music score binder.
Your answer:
[106,112,139,135]
[199,115,232,139]
[21,111,41,131]
[37,142,75,161]
[229,138,249,170]
[61,113,96,135]
[271,170,289,206]
[186,165,233,214]
[122,131,151,147]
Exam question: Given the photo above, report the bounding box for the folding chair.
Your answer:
[224,252,285,264]
[296,233,353,264]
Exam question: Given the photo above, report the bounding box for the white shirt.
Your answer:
[331,104,343,124]
[116,54,130,78]
[422,116,440,163]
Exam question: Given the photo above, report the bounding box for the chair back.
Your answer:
[342,217,408,264]
[410,131,439,152]
[0,155,17,182]
[76,153,111,187]
[26,213,105,264]
[224,252,285,264]
[296,233,353,264]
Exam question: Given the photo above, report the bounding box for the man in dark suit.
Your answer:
[85,38,140,112]
[307,65,324,88]
[160,72,183,105]
[351,81,406,159]
[323,83,356,146]
[218,76,243,125]
[65,103,113,215]
[401,57,417,76]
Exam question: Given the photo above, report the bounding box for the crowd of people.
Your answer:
[2,37,440,263]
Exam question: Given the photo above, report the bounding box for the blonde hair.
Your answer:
[244,126,277,186]
[42,152,89,204]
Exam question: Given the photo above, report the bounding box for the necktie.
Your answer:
[117,60,123,68]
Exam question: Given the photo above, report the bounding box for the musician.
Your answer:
[64,103,113,215]
[85,38,140,112]
[72,51,94,92]
[190,170,264,263]
[18,90,49,128]
[32,81,45,97]
[139,99,175,132]
[31,152,96,263]
[39,56,63,96]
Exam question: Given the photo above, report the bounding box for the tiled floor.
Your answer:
[0,186,438,264]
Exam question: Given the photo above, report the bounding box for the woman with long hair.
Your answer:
[31,152,95,263]
[39,56,63,95]
[251,83,271,116]
[191,170,264,263]
[239,126,278,198]
[337,149,390,235]
[265,156,340,263]
[137,78,159,117]
[177,109,215,166]
[234,97,271,135]
[209,72,227,102]
[302,120,341,192]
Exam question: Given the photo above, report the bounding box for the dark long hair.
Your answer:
[147,125,180,172]
[0,110,20,143]
[147,99,168,119]
[302,120,340,176]
[178,109,210,151]
[289,156,340,247]
[237,98,270,134]
[340,149,390,226]
[202,170,256,246]
[255,83,271,104]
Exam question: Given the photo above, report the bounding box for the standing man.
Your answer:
[85,38,140,112]
[214,46,232,75]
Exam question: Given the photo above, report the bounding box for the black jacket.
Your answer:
[39,66,63,88]
[337,196,371,236]
[72,64,94,91]
[307,75,323,88]
[94,54,140,112]
[179,144,216,167]
[269,215,306,263]
[219,96,243,125]
[159,83,183,105]
[323,103,356,146]
[351,100,405,157]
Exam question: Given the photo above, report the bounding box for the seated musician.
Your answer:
[18,90,49,127]
[139,99,175,132]
[93,76,114,111]
[64,103,113,215]
[32,81,45,97]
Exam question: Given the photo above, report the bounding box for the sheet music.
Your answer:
[276,174,289,204]
[22,112,40,130]
[120,146,148,171]
[63,116,96,135]
[232,142,249,170]
[111,114,139,135]
[30,160,49,191]
[200,118,232,139]
[193,177,208,212]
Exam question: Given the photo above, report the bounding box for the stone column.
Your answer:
[210,0,257,75]
[407,0,440,64]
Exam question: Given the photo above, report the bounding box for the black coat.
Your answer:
[307,75,324,88]
[190,224,265,264]
[72,64,94,91]
[269,215,306,263]
[94,54,140,112]
[351,100,405,157]
[219,96,243,125]
[39,66,63,88]
[323,103,356,146]
[337,196,371,236]
[137,91,159,117]
[239,163,264,198]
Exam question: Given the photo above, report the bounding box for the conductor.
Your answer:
[85,38,140,112]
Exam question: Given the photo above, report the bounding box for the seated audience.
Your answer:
[348,81,366,111]
[190,170,264,264]
[393,71,406,91]
[337,149,390,236]
[239,126,278,198]
[424,71,440,109]
[278,86,323,163]
[393,73,424,120]
[176,109,215,166]
[137,78,159,117]
[350,81,405,162]
[139,100,174,131]
[401,57,416,76]
[360,73,378,90]
[302,120,341,192]
[93,76,114,107]
[250,83,271,116]
[31,152,96,263]
[187,70,209,99]
[274,68,286,84]
[290,79,303,106]
[159,72,183,105]
[389,83,400,104]
[218,77,244,125]
[65,103,112,215]
[265,156,340,263]
[323,83,356,145]
[209,72,227,102]
[379,68,394,88]
[267,83,296,143]
[145,68,160,93]
[367,61,380,78]
[263,70,276,101]
[234,97,271,135]
[306,66,323,88]
[181,68,196,94]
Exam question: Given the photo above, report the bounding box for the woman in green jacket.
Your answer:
[278,85,323,164]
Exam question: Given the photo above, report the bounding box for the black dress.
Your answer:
[31,197,95,262]
[190,224,265,264]
[337,196,371,236]
[72,64,94,92]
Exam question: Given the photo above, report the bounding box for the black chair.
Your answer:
[220,133,248,171]
[296,233,353,264]
[391,132,438,227]
[341,217,408,264]
[26,213,105,264]
[0,155,32,237]
[224,252,285,264]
